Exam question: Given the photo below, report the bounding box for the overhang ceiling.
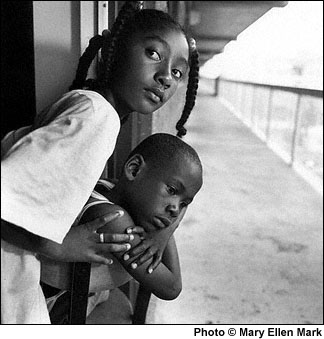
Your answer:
[189,1,288,65]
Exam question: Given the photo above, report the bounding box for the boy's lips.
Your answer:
[153,216,171,229]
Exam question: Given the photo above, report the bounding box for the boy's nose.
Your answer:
[167,202,180,218]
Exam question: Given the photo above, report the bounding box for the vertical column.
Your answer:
[98,1,109,33]
[80,1,98,79]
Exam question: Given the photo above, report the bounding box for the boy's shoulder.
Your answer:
[80,201,134,235]
[79,179,134,233]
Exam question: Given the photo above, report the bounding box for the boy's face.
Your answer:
[125,156,202,232]
[112,28,189,115]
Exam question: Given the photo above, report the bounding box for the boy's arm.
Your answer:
[125,207,186,272]
[160,234,179,275]
[83,204,182,301]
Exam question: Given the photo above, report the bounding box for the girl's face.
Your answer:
[112,28,189,116]
[125,157,202,232]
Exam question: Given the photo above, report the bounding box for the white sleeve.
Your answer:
[1,91,120,243]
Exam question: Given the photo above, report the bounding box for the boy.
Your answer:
[41,133,203,320]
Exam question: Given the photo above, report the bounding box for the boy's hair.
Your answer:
[69,1,199,139]
[126,133,202,174]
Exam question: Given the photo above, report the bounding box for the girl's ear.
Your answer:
[124,154,145,181]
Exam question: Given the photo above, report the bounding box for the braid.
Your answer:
[176,39,200,138]
[68,0,200,135]
[100,1,143,87]
[69,2,143,91]
[69,35,104,90]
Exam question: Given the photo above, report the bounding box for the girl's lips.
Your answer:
[145,89,161,104]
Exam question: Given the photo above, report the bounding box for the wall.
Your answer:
[33,1,81,113]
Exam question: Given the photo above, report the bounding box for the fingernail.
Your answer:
[107,259,113,265]
[148,268,153,274]
[131,262,137,269]
[126,244,131,250]
[116,210,124,217]
[126,228,132,234]
[129,234,134,241]
[124,254,130,261]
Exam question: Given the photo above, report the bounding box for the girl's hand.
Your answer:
[45,211,134,265]
[123,208,187,273]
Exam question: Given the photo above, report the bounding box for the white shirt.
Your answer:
[1,90,120,324]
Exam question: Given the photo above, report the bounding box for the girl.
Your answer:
[1,1,199,324]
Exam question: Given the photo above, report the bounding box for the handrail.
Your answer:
[215,75,323,195]
[217,76,323,98]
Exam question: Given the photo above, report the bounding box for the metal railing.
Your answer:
[214,77,323,195]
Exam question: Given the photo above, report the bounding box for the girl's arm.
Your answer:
[1,219,45,254]
[1,213,132,265]
[81,204,182,301]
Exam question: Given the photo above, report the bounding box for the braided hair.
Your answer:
[69,1,199,136]
[176,38,199,138]
[69,34,104,91]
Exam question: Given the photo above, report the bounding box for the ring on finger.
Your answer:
[99,233,105,243]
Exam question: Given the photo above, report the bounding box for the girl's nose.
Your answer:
[155,65,172,89]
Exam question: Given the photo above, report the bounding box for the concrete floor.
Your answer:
[144,84,323,325]
[88,83,323,325]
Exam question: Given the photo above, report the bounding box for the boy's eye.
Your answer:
[146,49,160,61]
[167,185,177,195]
[180,202,189,209]
[172,69,183,79]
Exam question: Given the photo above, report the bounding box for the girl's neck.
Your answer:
[96,88,131,121]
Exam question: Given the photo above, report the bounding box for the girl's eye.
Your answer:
[147,49,160,61]
[167,185,177,195]
[172,69,182,79]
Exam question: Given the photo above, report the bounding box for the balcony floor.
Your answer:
[144,83,323,325]
[87,82,323,325]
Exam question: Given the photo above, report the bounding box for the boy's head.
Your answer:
[118,133,203,232]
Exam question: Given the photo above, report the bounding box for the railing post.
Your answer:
[214,77,219,96]
[250,85,257,129]
[265,87,274,144]
[290,94,302,166]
